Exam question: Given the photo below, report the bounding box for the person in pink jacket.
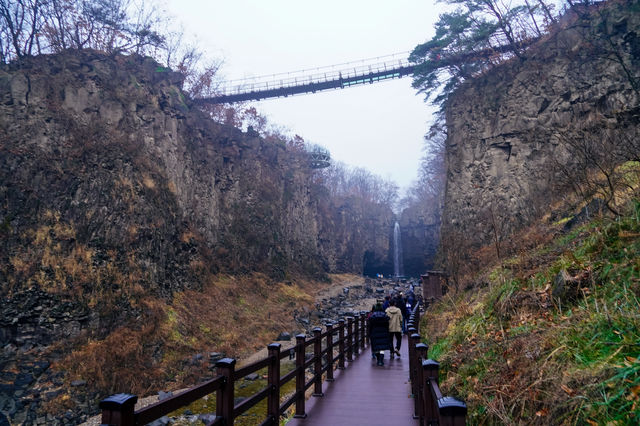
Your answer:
[385,300,403,358]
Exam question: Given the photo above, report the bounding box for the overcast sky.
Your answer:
[163,0,441,191]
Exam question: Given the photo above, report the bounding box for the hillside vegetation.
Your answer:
[45,273,338,415]
[421,196,640,424]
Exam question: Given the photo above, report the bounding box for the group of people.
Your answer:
[367,291,418,366]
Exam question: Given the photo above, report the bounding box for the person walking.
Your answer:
[367,304,377,359]
[394,292,408,333]
[385,300,403,358]
[382,295,391,310]
[368,304,391,366]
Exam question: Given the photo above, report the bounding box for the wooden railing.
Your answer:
[99,311,370,426]
[407,305,468,426]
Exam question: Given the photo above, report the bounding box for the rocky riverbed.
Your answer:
[294,276,420,333]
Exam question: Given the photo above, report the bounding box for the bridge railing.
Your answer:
[196,52,416,103]
[99,311,369,426]
[407,305,468,426]
[218,53,411,96]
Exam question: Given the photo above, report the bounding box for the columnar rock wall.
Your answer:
[0,51,395,291]
[442,1,640,246]
[0,51,394,346]
[399,205,439,277]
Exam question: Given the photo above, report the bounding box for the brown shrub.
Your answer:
[57,298,168,395]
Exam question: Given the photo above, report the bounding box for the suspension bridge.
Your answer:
[195,52,415,104]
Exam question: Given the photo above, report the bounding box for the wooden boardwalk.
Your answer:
[287,335,419,426]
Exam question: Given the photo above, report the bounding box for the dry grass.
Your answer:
[421,200,640,424]
[48,271,337,413]
[56,298,168,395]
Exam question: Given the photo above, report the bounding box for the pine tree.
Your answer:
[410,0,558,107]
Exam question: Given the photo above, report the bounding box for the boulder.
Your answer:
[158,391,173,401]
[551,269,581,303]
[276,332,291,341]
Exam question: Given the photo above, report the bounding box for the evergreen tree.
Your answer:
[410,0,558,107]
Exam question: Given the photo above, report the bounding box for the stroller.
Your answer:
[368,306,391,366]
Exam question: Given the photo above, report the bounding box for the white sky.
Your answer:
[163,0,441,191]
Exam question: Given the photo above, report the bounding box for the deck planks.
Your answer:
[286,335,419,426]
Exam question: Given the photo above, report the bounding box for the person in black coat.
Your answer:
[393,292,409,333]
[368,303,391,366]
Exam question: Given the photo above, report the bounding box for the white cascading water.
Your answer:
[393,221,404,278]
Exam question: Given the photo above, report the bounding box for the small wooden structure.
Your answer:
[421,271,448,303]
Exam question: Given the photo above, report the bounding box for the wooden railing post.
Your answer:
[360,311,367,349]
[294,334,307,418]
[267,343,281,424]
[438,397,468,426]
[337,319,346,369]
[216,358,236,425]
[407,327,417,380]
[415,343,428,360]
[312,327,324,397]
[325,323,335,381]
[353,314,360,356]
[346,317,354,362]
[409,333,421,419]
[99,393,137,426]
[364,313,371,346]
[414,343,428,422]
[422,359,440,424]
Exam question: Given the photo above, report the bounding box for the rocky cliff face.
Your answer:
[0,51,393,299]
[0,49,399,318]
[0,53,319,306]
[0,50,397,424]
[442,0,640,247]
[399,205,439,277]
[317,195,394,276]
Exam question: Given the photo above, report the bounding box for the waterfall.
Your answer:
[393,222,404,278]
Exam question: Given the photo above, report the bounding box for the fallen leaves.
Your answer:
[561,384,576,396]
[535,408,548,417]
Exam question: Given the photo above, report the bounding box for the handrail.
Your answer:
[407,304,468,425]
[235,356,272,379]
[136,376,225,424]
[99,311,370,425]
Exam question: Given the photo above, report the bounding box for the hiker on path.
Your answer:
[382,295,391,310]
[385,300,403,358]
[368,304,391,366]
[393,292,408,333]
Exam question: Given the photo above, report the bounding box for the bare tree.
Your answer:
[554,119,640,216]
[436,228,470,291]
[1,0,168,61]
[0,0,45,58]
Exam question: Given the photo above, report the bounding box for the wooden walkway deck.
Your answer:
[287,335,419,426]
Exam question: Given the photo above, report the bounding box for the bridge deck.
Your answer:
[287,334,418,425]
[197,65,414,104]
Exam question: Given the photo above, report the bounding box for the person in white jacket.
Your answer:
[385,299,403,358]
